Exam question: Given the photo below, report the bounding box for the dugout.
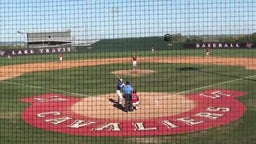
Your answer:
[27,30,71,49]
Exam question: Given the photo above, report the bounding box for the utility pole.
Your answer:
[111,7,119,39]
[17,30,26,48]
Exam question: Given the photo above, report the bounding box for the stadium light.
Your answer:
[17,30,25,34]
[111,7,120,39]
[17,30,27,46]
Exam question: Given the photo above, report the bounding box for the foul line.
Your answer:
[1,74,256,97]
[177,74,256,95]
[0,80,89,97]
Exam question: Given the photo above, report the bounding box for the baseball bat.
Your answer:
[115,74,121,81]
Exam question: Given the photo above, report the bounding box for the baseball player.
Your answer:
[116,78,124,105]
[122,81,134,112]
[132,54,137,70]
[205,48,210,56]
[7,52,12,59]
[151,47,154,54]
[58,53,63,62]
[131,90,140,110]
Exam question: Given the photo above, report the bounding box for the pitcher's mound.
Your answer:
[71,92,195,120]
[111,69,155,77]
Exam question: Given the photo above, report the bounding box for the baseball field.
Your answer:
[1,49,256,144]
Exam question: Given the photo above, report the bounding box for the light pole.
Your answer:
[111,7,119,39]
[17,30,26,48]
[185,0,190,38]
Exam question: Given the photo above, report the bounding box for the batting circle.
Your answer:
[71,92,195,120]
[20,89,246,136]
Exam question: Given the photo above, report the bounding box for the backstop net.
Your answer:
[0,1,255,144]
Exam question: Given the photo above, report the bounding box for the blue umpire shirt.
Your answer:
[122,84,133,95]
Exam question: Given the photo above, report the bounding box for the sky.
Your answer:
[0,0,256,42]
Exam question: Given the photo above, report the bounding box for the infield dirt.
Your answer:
[1,56,256,81]
[71,92,195,120]
[1,56,256,118]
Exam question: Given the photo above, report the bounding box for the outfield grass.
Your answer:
[0,49,255,66]
[1,49,256,144]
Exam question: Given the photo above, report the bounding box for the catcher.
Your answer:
[131,90,140,110]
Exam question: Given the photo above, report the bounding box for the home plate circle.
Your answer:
[71,92,195,120]
[20,89,246,136]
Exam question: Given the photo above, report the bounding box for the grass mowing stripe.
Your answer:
[1,74,256,98]
[177,74,256,95]
[0,80,89,97]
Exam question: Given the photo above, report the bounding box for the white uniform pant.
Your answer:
[133,101,140,107]
[116,90,123,104]
[132,61,137,67]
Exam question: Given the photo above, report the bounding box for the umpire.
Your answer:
[122,81,134,112]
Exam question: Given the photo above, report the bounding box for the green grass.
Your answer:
[0,49,255,66]
[7,63,255,95]
[1,49,256,144]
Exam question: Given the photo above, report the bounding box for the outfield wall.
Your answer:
[0,40,255,57]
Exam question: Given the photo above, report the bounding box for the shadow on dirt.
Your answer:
[109,98,126,112]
